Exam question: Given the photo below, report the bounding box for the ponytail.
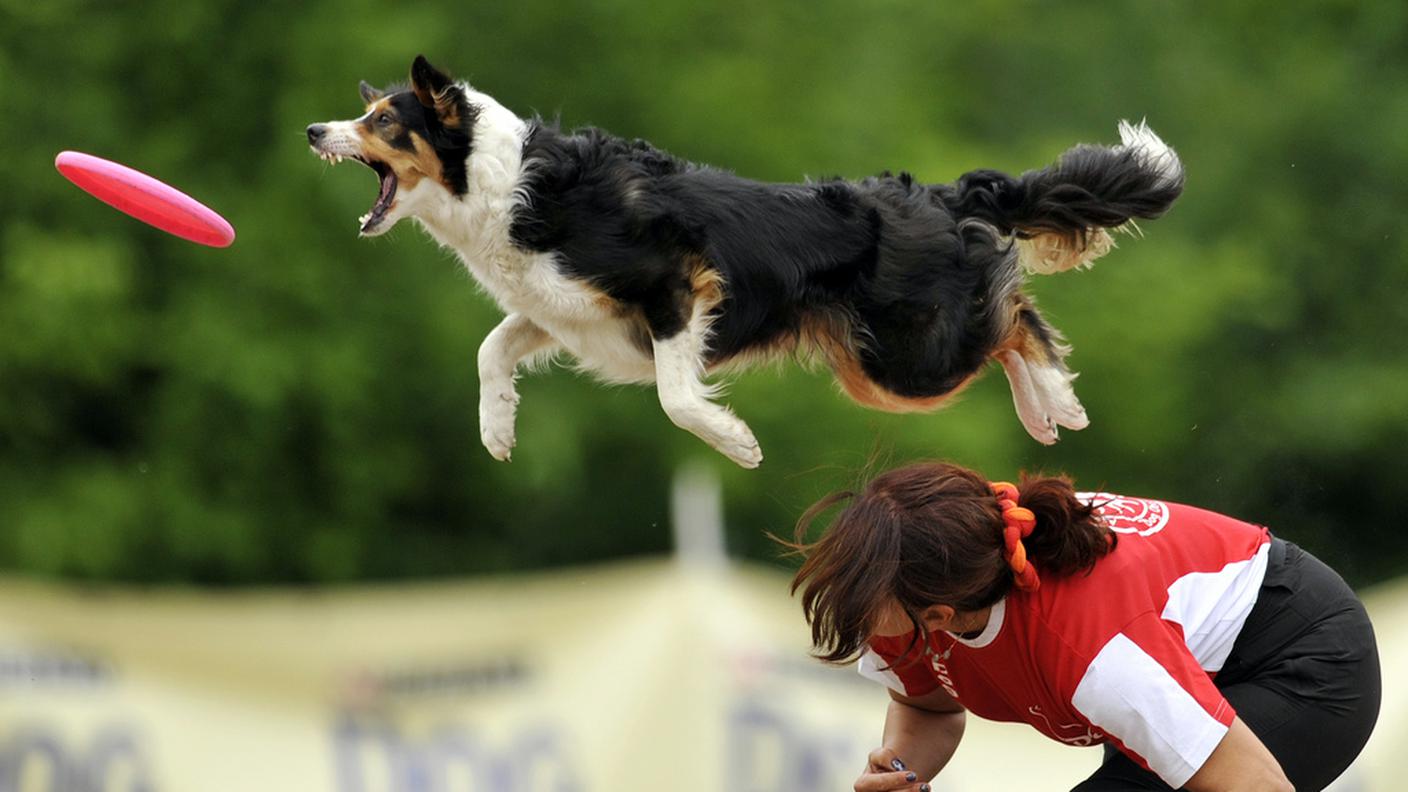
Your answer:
[1017,473,1115,577]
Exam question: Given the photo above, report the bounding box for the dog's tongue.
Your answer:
[359,168,398,233]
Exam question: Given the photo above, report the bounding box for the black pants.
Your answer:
[1072,539,1381,792]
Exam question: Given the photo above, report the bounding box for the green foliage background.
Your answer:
[1,1,1405,586]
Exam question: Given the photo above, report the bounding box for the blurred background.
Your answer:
[1,0,1405,790]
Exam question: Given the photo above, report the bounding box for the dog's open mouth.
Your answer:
[358,159,397,233]
[317,150,398,234]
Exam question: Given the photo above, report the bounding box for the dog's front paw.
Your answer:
[479,381,520,462]
[481,422,516,462]
[658,396,764,469]
[708,417,764,469]
[722,434,764,469]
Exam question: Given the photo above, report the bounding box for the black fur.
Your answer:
[507,121,1182,404]
[369,57,478,196]
[936,143,1184,239]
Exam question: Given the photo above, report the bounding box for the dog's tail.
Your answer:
[939,120,1184,274]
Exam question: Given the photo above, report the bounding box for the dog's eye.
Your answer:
[376,113,393,126]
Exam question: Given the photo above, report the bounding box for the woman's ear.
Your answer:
[920,605,959,632]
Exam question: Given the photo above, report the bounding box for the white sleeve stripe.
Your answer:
[857,649,910,695]
[1072,633,1229,788]
[1161,541,1270,672]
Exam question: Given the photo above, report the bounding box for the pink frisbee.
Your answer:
[55,151,235,248]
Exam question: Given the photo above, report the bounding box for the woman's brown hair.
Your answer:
[786,461,1115,664]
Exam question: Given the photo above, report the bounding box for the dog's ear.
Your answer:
[359,80,384,106]
[410,55,468,128]
[411,55,454,108]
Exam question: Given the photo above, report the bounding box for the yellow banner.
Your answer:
[0,561,1398,791]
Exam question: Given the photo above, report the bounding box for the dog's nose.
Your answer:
[306,124,328,144]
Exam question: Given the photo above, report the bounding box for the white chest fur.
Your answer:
[413,90,655,384]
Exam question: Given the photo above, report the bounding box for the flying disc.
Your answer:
[54,151,235,247]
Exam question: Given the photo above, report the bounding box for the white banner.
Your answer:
[0,561,1396,791]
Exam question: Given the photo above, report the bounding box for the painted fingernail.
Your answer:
[920,785,931,792]
[890,758,907,771]
[906,772,917,782]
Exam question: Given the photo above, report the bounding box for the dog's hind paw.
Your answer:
[1018,411,1061,446]
[998,350,1085,445]
[1050,397,1089,432]
[1028,362,1089,432]
[696,414,764,468]
[1014,391,1086,444]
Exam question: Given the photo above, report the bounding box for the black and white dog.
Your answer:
[308,56,1183,468]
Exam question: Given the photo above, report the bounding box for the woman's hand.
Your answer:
[854,748,930,792]
[862,687,964,788]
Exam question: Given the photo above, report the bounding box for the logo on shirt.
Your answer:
[1078,492,1170,536]
[928,649,959,699]
[1028,705,1105,746]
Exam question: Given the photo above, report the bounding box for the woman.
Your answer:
[789,461,1379,792]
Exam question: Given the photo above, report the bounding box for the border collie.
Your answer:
[307,56,1183,468]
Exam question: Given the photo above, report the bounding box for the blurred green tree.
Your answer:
[0,0,1404,586]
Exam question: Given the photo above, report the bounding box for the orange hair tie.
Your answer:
[990,481,1041,592]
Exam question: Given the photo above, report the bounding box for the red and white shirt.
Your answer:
[859,494,1272,788]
